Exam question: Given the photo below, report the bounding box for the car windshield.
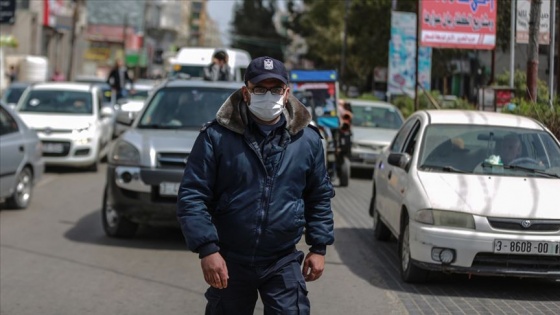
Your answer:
[4,87,27,104]
[352,105,403,129]
[419,124,560,178]
[18,90,93,115]
[138,87,235,129]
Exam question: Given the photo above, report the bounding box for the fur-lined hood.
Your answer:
[216,89,311,135]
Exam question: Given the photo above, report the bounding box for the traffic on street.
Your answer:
[1,164,558,315]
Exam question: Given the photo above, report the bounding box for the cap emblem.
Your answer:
[264,59,274,70]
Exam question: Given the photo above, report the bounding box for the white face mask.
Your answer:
[248,92,285,121]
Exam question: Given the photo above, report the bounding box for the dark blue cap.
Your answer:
[244,56,289,85]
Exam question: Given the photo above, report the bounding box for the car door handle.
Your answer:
[388,170,392,180]
[19,145,24,152]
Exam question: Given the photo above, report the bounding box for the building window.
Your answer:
[191,12,200,20]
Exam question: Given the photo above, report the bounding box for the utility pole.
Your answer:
[549,0,556,108]
[510,0,516,88]
[67,0,82,81]
[414,0,420,111]
[340,0,349,86]
[122,14,128,60]
[527,0,542,102]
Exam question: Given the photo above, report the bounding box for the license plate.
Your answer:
[43,143,64,153]
[159,182,180,196]
[493,239,560,256]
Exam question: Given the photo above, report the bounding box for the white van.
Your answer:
[167,47,251,82]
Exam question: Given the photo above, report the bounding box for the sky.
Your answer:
[207,0,237,46]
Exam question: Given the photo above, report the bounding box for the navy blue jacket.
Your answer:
[176,89,335,265]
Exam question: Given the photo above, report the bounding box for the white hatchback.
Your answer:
[369,110,560,282]
[15,82,114,171]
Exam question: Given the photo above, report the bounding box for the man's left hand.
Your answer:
[302,252,325,282]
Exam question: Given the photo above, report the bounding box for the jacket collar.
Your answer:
[216,89,311,135]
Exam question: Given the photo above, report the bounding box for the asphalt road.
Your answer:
[1,165,558,315]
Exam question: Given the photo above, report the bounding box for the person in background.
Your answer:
[203,50,232,82]
[106,59,134,99]
[51,68,66,82]
[177,56,334,314]
[5,65,18,84]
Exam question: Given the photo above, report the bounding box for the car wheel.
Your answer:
[102,185,138,238]
[373,207,391,241]
[6,167,33,209]
[338,156,350,187]
[399,214,428,283]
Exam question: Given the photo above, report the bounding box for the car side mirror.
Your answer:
[100,106,114,118]
[116,111,134,126]
[388,152,411,170]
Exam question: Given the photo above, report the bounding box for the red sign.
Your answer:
[420,0,497,50]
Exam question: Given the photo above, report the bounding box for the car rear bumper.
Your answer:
[106,165,184,226]
[409,220,560,278]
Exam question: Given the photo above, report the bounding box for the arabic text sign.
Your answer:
[516,0,550,44]
[420,0,497,50]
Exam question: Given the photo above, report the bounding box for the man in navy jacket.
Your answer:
[177,56,334,314]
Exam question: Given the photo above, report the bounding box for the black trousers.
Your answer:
[204,250,310,315]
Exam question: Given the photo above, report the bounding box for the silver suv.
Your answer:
[102,79,243,237]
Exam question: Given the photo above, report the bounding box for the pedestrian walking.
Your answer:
[5,65,18,84]
[177,56,335,314]
[106,58,133,99]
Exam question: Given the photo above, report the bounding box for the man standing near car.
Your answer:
[177,56,334,314]
[106,58,133,100]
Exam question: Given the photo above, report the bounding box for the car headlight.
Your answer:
[110,140,140,165]
[73,124,94,145]
[415,209,475,229]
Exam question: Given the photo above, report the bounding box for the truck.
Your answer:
[167,47,251,82]
[290,70,351,187]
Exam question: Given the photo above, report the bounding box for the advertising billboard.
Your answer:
[516,0,551,44]
[388,11,432,98]
[420,0,497,50]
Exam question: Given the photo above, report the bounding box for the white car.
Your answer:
[15,82,114,171]
[369,110,560,282]
[347,99,404,170]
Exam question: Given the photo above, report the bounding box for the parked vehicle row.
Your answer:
[369,110,560,282]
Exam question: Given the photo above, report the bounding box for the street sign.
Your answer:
[0,0,16,24]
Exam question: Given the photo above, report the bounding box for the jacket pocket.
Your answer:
[293,199,305,227]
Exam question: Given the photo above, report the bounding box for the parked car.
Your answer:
[15,82,114,171]
[369,110,560,282]
[0,101,44,209]
[112,82,156,138]
[347,99,403,170]
[1,82,33,108]
[103,79,243,237]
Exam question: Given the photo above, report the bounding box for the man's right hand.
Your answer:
[201,252,229,289]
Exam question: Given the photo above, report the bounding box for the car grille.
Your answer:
[34,128,73,134]
[488,217,560,232]
[472,253,560,272]
[42,141,71,157]
[157,152,189,169]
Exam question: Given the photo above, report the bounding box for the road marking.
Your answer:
[35,175,58,188]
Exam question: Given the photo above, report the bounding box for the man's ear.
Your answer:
[241,86,249,103]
